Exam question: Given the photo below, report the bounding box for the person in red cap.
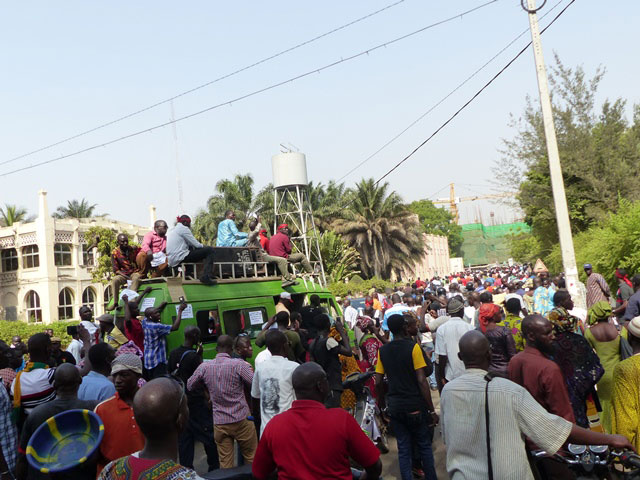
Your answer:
[267,224,312,286]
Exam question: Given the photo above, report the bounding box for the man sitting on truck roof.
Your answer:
[166,214,217,285]
[268,224,313,284]
[248,219,298,288]
[217,210,249,247]
[137,219,169,278]
[108,233,142,310]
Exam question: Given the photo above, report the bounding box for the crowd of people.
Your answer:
[107,213,315,307]
[2,261,640,479]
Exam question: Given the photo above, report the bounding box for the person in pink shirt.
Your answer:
[137,220,168,277]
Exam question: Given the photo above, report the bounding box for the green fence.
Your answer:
[460,222,531,266]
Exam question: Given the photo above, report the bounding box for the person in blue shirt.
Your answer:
[77,342,116,402]
[216,210,248,247]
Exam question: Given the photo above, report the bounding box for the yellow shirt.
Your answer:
[375,342,426,374]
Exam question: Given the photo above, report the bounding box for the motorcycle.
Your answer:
[342,371,389,454]
[530,444,640,479]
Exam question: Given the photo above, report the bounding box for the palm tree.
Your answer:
[193,174,274,244]
[317,230,360,283]
[308,180,351,232]
[53,199,100,219]
[0,204,29,226]
[332,178,424,279]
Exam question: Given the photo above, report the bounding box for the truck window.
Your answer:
[318,298,339,318]
[196,309,220,343]
[222,307,268,339]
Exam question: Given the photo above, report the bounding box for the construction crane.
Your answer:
[433,183,516,224]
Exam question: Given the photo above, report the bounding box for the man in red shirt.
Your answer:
[508,314,576,479]
[267,224,313,286]
[252,362,382,480]
[95,354,145,474]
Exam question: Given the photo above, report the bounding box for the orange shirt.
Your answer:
[94,392,145,474]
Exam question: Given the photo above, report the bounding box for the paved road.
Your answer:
[195,391,449,479]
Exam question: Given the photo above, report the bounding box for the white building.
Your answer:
[0,191,150,324]
[396,234,452,282]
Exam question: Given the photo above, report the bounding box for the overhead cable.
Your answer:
[0,0,406,168]
[0,0,499,178]
[370,0,575,189]
[336,0,566,182]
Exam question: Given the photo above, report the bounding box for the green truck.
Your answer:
[112,272,341,360]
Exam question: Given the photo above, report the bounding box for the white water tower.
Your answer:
[271,151,326,283]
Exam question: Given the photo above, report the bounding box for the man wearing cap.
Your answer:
[217,210,249,247]
[166,215,217,285]
[275,292,292,316]
[611,316,640,451]
[584,263,611,309]
[95,354,145,474]
[435,297,473,391]
[268,224,313,286]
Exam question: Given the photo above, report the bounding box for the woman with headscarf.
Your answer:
[477,303,516,376]
[549,290,604,428]
[585,300,626,433]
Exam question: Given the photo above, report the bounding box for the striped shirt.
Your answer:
[142,319,171,369]
[586,273,611,309]
[10,366,56,415]
[187,353,253,425]
[441,368,572,480]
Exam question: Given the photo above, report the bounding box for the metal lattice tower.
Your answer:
[271,152,326,285]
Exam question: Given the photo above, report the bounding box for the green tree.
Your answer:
[407,199,463,256]
[508,233,543,264]
[497,55,640,252]
[317,230,360,283]
[85,226,119,284]
[193,174,273,244]
[332,178,424,279]
[546,199,640,286]
[0,204,29,226]
[53,198,101,219]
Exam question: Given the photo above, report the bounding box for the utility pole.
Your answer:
[523,0,584,307]
[170,101,184,214]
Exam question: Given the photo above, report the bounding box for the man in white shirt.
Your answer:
[65,327,83,364]
[435,298,473,391]
[166,215,217,285]
[342,299,358,330]
[251,330,298,436]
[441,330,633,479]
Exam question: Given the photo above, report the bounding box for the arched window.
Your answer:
[104,286,112,310]
[25,290,42,322]
[1,248,18,272]
[58,288,74,320]
[82,287,96,312]
[22,245,39,269]
[54,244,72,266]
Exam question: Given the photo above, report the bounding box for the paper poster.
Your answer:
[119,288,139,300]
[176,304,194,319]
[140,298,155,311]
[249,310,264,326]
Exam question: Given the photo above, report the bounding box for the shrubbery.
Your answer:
[0,321,77,349]
[328,276,401,298]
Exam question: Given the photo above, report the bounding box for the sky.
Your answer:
[1,0,638,228]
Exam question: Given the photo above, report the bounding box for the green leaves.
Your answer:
[52,198,100,219]
[407,199,463,256]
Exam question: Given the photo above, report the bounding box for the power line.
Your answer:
[336,0,566,183]
[0,0,406,168]
[0,0,499,178]
[371,0,575,189]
